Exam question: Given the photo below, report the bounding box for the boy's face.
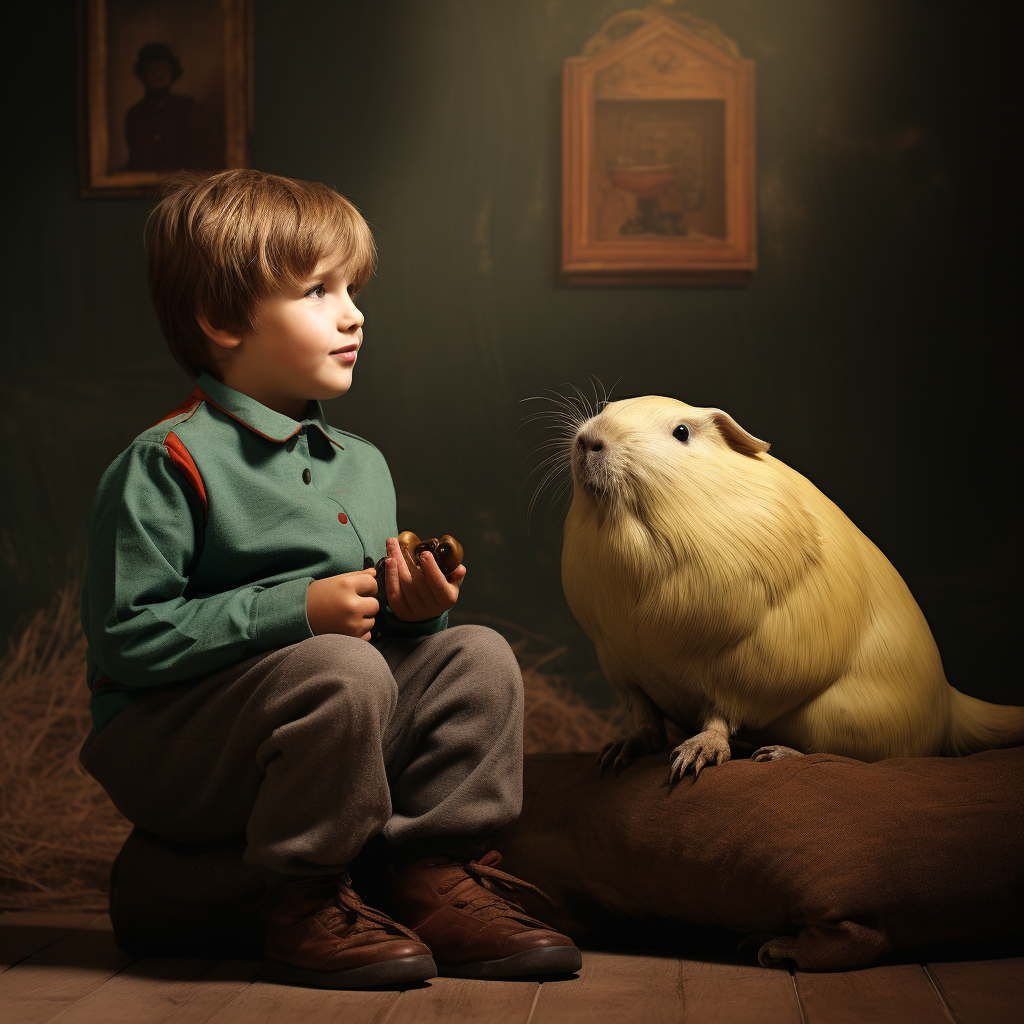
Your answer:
[218,255,363,418]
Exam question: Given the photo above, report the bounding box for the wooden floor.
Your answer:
[2,912,1021,1024]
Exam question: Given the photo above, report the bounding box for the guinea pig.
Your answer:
[560,396,1024,782]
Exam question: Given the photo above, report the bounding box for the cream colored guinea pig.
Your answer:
[561,396,1024,781]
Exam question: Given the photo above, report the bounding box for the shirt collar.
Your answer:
[193,373,344,449]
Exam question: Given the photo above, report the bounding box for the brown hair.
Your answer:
[144,169,376,380]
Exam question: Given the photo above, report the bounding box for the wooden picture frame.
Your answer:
[78,0,252,198]
[562,13,755,285]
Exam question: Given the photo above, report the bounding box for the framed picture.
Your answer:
[562,13,755,285]
[78,0,252,198]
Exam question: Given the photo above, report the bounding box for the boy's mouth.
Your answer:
[331,343,359,362]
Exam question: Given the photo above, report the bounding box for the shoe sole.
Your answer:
[439,945,583,979]
[261,953,437,989]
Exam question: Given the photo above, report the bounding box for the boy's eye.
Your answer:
[306,284,327,299]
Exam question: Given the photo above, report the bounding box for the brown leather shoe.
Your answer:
[261,874,436,988]
[390,851,582,978]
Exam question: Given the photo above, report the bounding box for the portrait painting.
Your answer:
[562,13,755,284]
[79,0,251,197]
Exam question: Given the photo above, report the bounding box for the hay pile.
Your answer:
[463,613,625,755]
[0,591,620,912]
[0,586,128,911]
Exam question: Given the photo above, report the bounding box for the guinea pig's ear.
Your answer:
[710,410,770,456]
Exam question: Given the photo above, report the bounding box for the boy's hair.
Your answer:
[144,169,376,380]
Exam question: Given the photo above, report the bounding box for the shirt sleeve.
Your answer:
[81,441,314,688]
[380,604,450,638]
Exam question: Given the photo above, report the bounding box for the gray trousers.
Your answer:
[80,625,524,878]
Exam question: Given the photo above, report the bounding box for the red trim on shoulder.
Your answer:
[151,387,206,428]
[164,431,209,520]
[90,677,116,694]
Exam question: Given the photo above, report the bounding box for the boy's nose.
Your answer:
[339,304,363,331]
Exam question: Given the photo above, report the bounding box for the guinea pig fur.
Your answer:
[561,396,1024,781]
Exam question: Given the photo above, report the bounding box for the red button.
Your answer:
[338,512,348,524]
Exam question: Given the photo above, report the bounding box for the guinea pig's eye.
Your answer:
[673,424,690,443]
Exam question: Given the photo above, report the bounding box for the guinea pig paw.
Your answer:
[597,739,637,777]
[597,729,664,777]
[596,741,621,775]
[751,745,803,763]
[669,732,731,783]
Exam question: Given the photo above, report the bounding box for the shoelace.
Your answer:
[447,850,557,921]
[300,876,417,940]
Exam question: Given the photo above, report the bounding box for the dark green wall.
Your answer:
[3,2,1017,707]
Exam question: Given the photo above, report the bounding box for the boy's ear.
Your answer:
[709,410,771,456]
[196,313,242,350]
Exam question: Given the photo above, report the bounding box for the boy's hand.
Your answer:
[384,536,466,622]
[306,568,379,640]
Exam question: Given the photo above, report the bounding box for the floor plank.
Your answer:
[0,926,75,973]
[205,976,400,1024]
[387,976,539,1024]
[0,912,111,931]
[796,963,951,1024]
[677,959,803,1024]
[0,917,1017,1024]
[530,950,679,1024]
[926,958,1024,1024]
[0,927,132,1024]
[49,958,259,1024]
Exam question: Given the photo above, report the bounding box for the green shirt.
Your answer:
[82,372,447,731]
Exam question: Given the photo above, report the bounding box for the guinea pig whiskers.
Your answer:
[548,478,575,516]
[598,375,619,407]
[519,381,619,527]
[564,382,589,416]
[519,385,592,420]
[585,374,617,416]
[520,390,592,527]
[528,457,573,521]
[518,406,582,431]
[568,379,603,422]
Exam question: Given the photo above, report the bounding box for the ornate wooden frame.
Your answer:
[562,14,755,285]
[78,0,252,198]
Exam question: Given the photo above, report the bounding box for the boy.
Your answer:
[79,169,581,989]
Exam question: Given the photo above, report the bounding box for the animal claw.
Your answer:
[751,745,803,763]
[667,731,731,785]
[596,741,622,776]
[669,750,691,784]
[598,729,665,777]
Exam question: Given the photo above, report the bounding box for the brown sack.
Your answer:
[495,746,1024,969]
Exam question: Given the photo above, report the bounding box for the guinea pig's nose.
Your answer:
[576,435,603,452]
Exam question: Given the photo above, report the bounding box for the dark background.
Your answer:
[3,1,1017,708]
